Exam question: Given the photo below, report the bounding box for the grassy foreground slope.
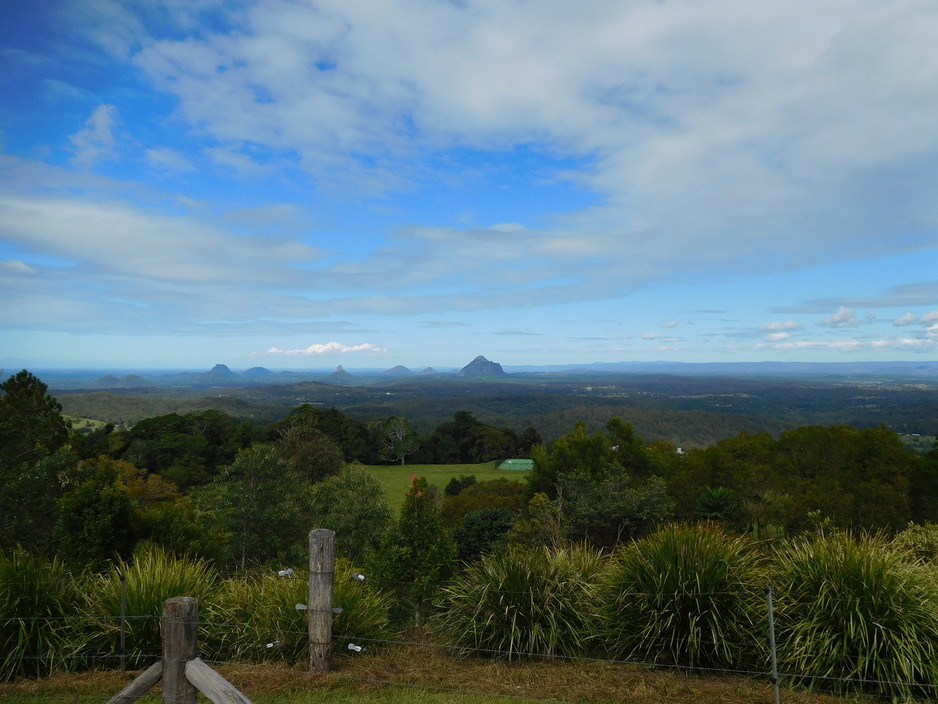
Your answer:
[0,645,860,704]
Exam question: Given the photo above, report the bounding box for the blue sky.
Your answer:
[1,0,937,371]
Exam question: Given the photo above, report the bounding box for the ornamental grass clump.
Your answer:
[596,523,764,671]
[773,532,938,700]
[203,560,394,664]
[77,544,218,669]
[0,549,76,681]
[432,542,605,660]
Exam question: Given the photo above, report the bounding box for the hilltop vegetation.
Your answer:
[4,368,938,699]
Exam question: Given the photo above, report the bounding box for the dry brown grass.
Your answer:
[0,635,877,704]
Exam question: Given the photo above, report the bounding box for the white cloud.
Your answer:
[661,321,679,328]
[262,342,387,356]
[821,306,859,328]
[893,312,916,326]
[0,193,322,285]
[922,310,938,324]
[767,332,791,342]
[0,260,36,275]
[69,105,118,169]
[763,320,802,331]
[123,0,938,279]
[145,147,195,172]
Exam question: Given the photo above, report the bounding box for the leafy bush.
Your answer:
[0,549,76,681]
[453,508,515,563]
[432,542,604,660]
[77,544,218,668]
[596,523,764,670]
[893,521,938,565]
[773,532,938,700]
[203,560,394,663]
[369,475,456,625]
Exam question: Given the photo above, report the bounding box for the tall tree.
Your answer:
[380,415,421,465]
[194,444,310,568]
[308,462,392,565]
[369,474,455,624]
[0,370,69,477]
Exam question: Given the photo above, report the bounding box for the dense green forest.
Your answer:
[5,368,938,699]
[3,368,938,568]
[52,369,938,450]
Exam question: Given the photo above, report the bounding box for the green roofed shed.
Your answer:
[497,459,534,471]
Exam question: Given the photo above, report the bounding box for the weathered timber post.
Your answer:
[107,596,255,704]
[308,528,336,672]
[162,596,199,704]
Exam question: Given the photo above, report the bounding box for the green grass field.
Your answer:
[364,461,525,510]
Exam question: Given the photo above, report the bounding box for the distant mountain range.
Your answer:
[31,357,938,391]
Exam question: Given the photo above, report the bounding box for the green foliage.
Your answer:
[309,462,393,565]
[204,560,394,663]
[75,544,218,669]
[597,523,764,670]
[893,521,938,565]
[275,420,344,482]
[53,462,135,571]
[115,410,255,490]
[527,417,660,498]
[193,444,311,569]
[432,542,604,660]
[773,532,938,700]
[694,486,739,523]
[272,405,380,464]
[444,474,477,496]
[0,450,79,552]
[0,370,69,477]
[440,478,525,530]
[369,474,456,625]
[507,493,566,549]
[417,411,518,464]
[0,549,76,681]
[378,415,421,465]
[453,508,515,563]
[203,570,310,663]
[561,474,673,549]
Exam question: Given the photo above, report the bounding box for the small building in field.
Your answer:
[497,458,534,471]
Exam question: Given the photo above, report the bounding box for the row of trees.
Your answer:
[3,369,938,575]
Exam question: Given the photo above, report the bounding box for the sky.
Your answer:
[1,0,937,371]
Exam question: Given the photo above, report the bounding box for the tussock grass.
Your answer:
[76,544,218,668]
[204,561,395,664]
[596,523,765,671]
[0,549,76,682]
[774,531,938,700]
[432,542,604,660]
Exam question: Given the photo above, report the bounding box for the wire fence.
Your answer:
[4,569,938,704]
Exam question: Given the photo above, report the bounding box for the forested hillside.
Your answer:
[5,368,938,699]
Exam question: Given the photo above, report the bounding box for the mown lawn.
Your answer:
[364,461,526,510]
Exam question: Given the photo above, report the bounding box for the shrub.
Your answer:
[773,532,938,700]
[596,523,764,670]
[432,542,604,660]
[0,549,76,681]
[77,544,218,669]
[893,521,938,565]
[203,560,394,663]
[453,508,515,563]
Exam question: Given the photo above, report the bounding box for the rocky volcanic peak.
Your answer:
[458,355,506,377]
[383,365,413,376]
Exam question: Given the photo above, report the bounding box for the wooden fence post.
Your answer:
[308,528,335,672]
[162,596,199,704]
